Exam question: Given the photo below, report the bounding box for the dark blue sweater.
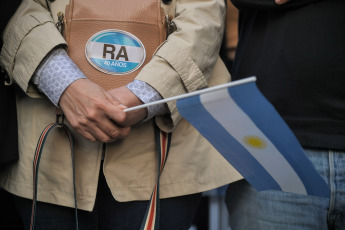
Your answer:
[230,0,345,150]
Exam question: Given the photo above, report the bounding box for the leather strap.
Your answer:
[30,120,78,230]
[30,119,171,230]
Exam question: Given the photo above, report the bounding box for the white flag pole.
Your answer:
[124,76,256,112]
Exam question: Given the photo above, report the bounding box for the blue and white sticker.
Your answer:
[85,29,146,75]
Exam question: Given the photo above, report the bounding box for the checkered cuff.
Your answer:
[32,48,86,106]
[127,80,169,121]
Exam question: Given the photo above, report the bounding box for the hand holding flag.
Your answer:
[125,77,330,198]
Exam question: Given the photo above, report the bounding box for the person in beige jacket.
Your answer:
[0,0,241,229]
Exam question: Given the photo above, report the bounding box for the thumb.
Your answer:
[105,91,128,110]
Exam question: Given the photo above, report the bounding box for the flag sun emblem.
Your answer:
[243,135,267,150]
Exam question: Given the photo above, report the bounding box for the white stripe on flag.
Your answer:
[200,88,308,195]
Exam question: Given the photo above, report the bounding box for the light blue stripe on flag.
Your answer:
[176,78,330,198]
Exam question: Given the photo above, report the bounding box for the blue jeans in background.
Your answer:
[226,148,345,230]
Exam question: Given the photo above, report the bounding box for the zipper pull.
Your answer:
[165,14,176,39]
[56,11,65,34]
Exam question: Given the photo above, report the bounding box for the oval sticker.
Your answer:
[85,29,146,75]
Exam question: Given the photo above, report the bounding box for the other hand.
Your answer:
[59,78,131,142]
[108,86,148,127]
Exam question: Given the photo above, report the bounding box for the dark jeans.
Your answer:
[13,169,202,230]
[0,188,24,230]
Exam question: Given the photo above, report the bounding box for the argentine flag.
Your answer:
[125,77,329,197]
[176,77,329,197]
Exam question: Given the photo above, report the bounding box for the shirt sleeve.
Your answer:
[135,0,226,132]
[127,80,169,121]
[33,47,169,116]
[32,48,86,106]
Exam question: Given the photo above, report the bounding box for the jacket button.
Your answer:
[162,0,172,4]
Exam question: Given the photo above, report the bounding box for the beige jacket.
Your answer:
[0,0,242,211]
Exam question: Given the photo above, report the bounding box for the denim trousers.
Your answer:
[226,148,345,230]
[12,168,202,230]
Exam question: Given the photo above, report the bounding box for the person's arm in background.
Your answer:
[275,0,290,4]
[231,0,320,9]
[109,0,228,132]
[0,0,130,143]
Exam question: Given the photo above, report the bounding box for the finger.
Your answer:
[74,126,97,142]
[75,102,130,142]
[98,92,128,125]
[81,124,118,143]
[88,126,115,143]
[94,118,131,141]
[66,111,116,142]
[107,86,147,126]
[115,126,131,139]
[88,126,130,143]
